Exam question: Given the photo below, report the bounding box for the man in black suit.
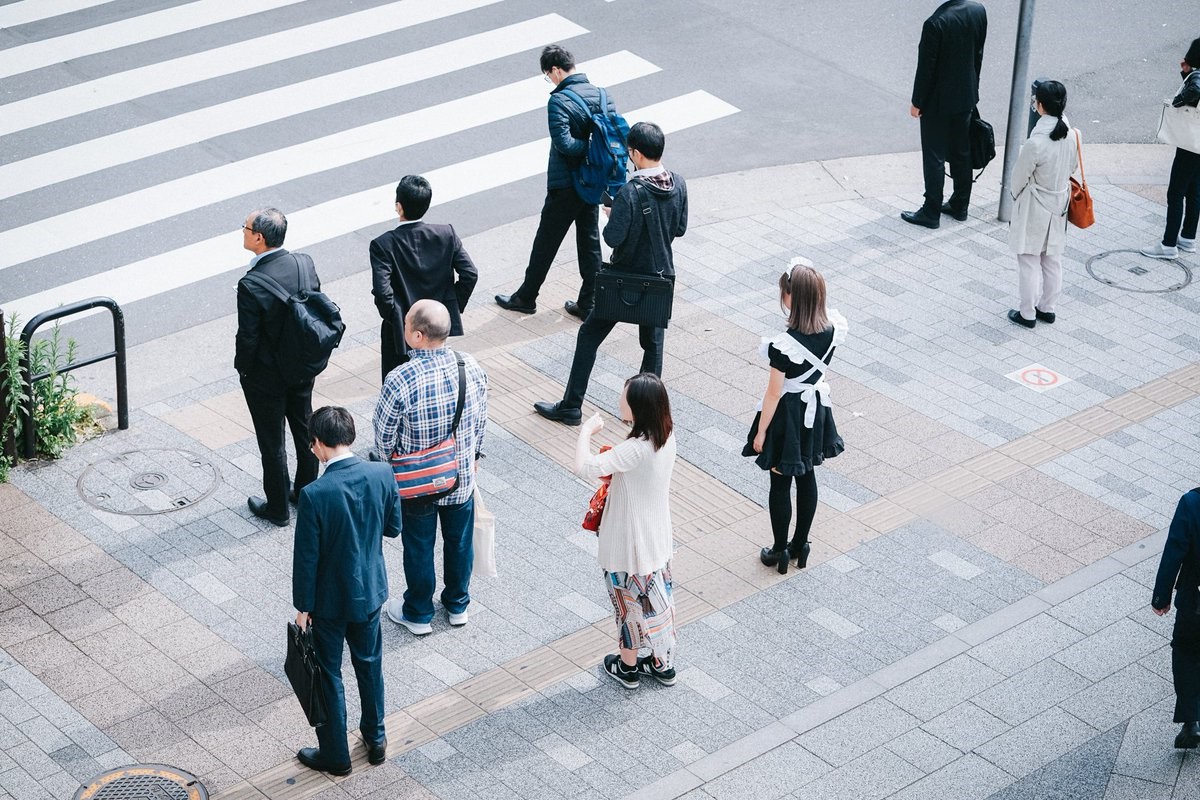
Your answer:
[902,0,987,229]
[1153,488,1200,750]
[370,175,478,382]
[235,207,321,526]
[293,406,401,776]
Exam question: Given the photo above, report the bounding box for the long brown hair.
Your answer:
[624,373,673,451]
[779,258,829,335]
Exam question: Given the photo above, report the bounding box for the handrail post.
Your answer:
[112,302,129,431]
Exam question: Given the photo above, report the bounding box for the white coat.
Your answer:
[1008,115,1080,255]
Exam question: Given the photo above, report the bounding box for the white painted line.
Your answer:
[0,0,119,28]
[807,607,863,639]
[0,0,307,79]
[927,550,983,580]
[0,13,586,202]
[1,91,739,321]
[0,52,657,266]
[0,0,503,137]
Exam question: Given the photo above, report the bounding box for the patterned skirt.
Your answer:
[603,564,675,669]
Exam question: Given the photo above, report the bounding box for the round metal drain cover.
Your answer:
[74,764,207,799]
[1086,249,1192,293]
[77,449,221,515]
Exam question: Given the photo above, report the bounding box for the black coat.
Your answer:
[1154,488,1200,616]
[604,173,688,278]
[235,248,321,388]
[369,221,477,357]
[911,0,987,116]
[546,73,617,191]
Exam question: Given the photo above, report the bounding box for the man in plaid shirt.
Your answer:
[373,300,488,635]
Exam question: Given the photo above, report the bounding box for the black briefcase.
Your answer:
[592,267,674,328]
[969,107,996,171]
[285,622,328,727]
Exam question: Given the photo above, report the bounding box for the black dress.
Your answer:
[742,320,845,475]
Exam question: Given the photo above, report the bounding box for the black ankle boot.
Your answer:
[760,547,789,575]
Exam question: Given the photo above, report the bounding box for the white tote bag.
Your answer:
[1157,89,1200,154]
[472,487,497,577]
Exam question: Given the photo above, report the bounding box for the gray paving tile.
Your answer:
[1062,663,1174,733]
[973,660,1091,727]
[892,753,1014,800]
[975,706,1099,778]
[795,696,920,767]
[886,727,962,774]
[1052,619,1168,682]
[885,655,1004,722]
[702,742,829,800]
[794,746,925,800]
[969,614,1085,677]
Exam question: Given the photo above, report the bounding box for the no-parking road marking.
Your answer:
[1006,363,1070,393]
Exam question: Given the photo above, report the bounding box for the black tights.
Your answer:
[768,470,818,553]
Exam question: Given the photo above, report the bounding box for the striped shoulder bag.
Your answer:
[389,355,466,500]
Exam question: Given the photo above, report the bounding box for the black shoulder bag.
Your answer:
[592,182,675,328]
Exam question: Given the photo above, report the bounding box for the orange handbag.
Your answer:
[581,446,612,533]
[1067,130,1094,229]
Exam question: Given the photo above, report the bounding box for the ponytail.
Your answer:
[1050,116,1068,141]
[1035,80,1069,141]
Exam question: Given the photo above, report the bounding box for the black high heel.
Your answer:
[790,542,811,569]
[760,547,789,575]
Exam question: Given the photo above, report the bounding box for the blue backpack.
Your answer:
[559,87,630,205]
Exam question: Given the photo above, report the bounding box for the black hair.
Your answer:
[624,373,673,451]
[310,406,356,448]
[627,121,665,161]
[1035,80,1069,141]
[540,44,574,74]
[1186,38,1200,70]
[395,175,432,220]
[250,207,287,248]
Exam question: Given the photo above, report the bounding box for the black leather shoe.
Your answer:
[533,401,582,426]
[1175,722,1200,749]
[365,738,387,765]
[248,496,288,527]
[288,490,299,506]
[564,300,591,320]
[901,209,940,229]
[1007,309,1035,329]
[495,293,536,314]
[759,547,789,575]
[940,203,968,221]
[297,747,352,776]
[1034,307,1056,324]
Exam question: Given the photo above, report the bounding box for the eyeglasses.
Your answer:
[542,72,553,84]
[242,224,258,234]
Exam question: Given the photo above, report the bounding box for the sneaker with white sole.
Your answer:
[1140,242,1179,259]
[385,599,431,635]
[448,609,468,627]
[635,656,677,686]
[1179,237,1196,253]
[603,654,639,689]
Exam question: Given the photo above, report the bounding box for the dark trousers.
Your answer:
[768,469,818,553]
[515,187,601,309]
[1163,147,1200,247]
[240,377,319,518]
[311,608,386,766]
[561,314,664,409]
[401,496,474,624]
[920,110,973,213]
[1172,609,1200,723]
[380,320,410,383]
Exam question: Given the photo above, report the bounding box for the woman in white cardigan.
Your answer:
[575,373,677,689]
[1006,80,1079,329]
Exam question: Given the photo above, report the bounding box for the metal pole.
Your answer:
[997,0,1036,222]
[112,301,129,431]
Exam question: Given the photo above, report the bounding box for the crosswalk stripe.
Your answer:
[1,91,739,322]
[0,52,657,271]
[0,0,307,79]
[0,0,118,28]
[0,0,502,138]
[0,13,586,204]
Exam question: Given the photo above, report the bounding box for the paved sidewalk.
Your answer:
[2,144,1198,799]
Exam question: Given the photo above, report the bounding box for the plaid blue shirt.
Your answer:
[373,346,488,506]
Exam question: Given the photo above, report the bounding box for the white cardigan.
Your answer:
[1008,115,1080,255]
[576,434,675,576]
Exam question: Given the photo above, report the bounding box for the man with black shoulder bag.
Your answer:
[535,122,688,425]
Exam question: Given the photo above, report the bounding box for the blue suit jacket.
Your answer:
[1154,488,1200,615]
[292,456,401,622]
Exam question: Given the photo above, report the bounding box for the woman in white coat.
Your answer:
[1006,80,1079,329]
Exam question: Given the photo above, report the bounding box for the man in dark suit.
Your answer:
[1153,488,1200,750]
[235,207,321,526]
[370,175,478,382]
[292,406,401,776]
[902,0,987,229]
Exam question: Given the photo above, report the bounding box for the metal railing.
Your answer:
[18,297,128,458]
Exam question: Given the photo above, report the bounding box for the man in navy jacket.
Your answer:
[292,406,402,775]
[1153,488,1200,749]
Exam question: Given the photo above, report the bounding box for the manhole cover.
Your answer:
[1086,249,1192,293]
[75,764,207,799]
[77,449,221,515]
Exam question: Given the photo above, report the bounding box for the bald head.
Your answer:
[404,299,452,349]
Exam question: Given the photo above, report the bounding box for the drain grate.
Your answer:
[77,449,221,516]
[74,764,207,799]
[1086,249,1192,293]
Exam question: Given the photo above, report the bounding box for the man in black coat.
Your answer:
[1153,488,1200,749]
[235,207,321,527]
[495,44,617,319]
[370,175,478,382]
[902,0,987,229]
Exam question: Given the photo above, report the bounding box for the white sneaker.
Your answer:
[1178,237,1196,253]
[1140,242,1179,259]
[385,599,431,635]
[448,609,468,627]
